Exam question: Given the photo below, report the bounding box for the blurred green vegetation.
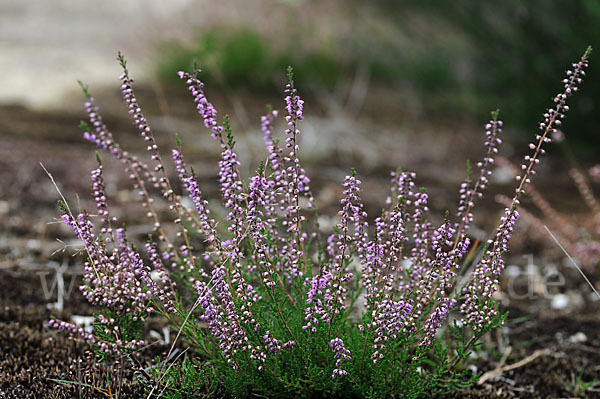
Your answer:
[157,0,599,157]
[157,29,347,91]
[407,0,600,158]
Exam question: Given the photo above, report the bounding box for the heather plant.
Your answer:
[48,48,591,398]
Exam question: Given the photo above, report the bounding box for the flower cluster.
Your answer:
[47,319,96,346]
[328,174,367,314]
[456,115,503,238]
[90,163,116,241]
[461,208,518,330]
[177,70,222,138]
[61,211,155,317]
[172,148,218,248]
[514,49,590,201]
[330,337,351,379]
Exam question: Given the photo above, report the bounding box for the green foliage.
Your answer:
[555,367,598,397]
[223,115,235,149]
[93,311,144,361]
[151,358,220,398]
[387,0,600,155]
[465,160,472,180]
[57,200,69,215]
[77,80,91,98]
[157,29,271,89]
[78,120,91,133]
[156,28,346,91]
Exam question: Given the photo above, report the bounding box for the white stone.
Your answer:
[568,332,587,344]
[70,315,95,333]
[550,293,569,310]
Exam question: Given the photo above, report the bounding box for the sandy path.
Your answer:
[0,0,196,110]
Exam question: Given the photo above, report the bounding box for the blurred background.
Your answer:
[2,0,599,151]
[2,0,598,254]
[1,1,600,396]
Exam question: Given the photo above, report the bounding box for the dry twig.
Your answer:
[478,348,550,384]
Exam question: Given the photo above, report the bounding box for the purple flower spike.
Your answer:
[330,337,351,379]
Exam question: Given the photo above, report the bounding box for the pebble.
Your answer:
[70,315,95,333]
[551,293,569,310]
[568,331,587,343]
[504,264,521,278]
[491,165,515,184]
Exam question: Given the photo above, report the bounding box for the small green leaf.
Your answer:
[466,159,472,180]
[58,200,69,214]
[287,66,295,87]
[117,51,127,69]
[223,115,236,149]
[79,121,91,132]
[490,109,500,121]
[77,80,91,97]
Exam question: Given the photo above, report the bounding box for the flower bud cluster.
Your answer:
[47,319,96,346]
[461,208,519,330]
[82,95,159,200]
[178,70,222,139]
[173,149,219,248]
[512,51,589,204]
[329,175,368,313]
[456,118,503,237]
[303,270,334,332]
[82,95,170,248]
[248,175,278,284]
[370,299,412,362]
[90,164,118,243]
[330,337,351,379]
[119,65,166,184]
[280,77,313,279]
[53,207,175,353]
[261,109,286,225]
